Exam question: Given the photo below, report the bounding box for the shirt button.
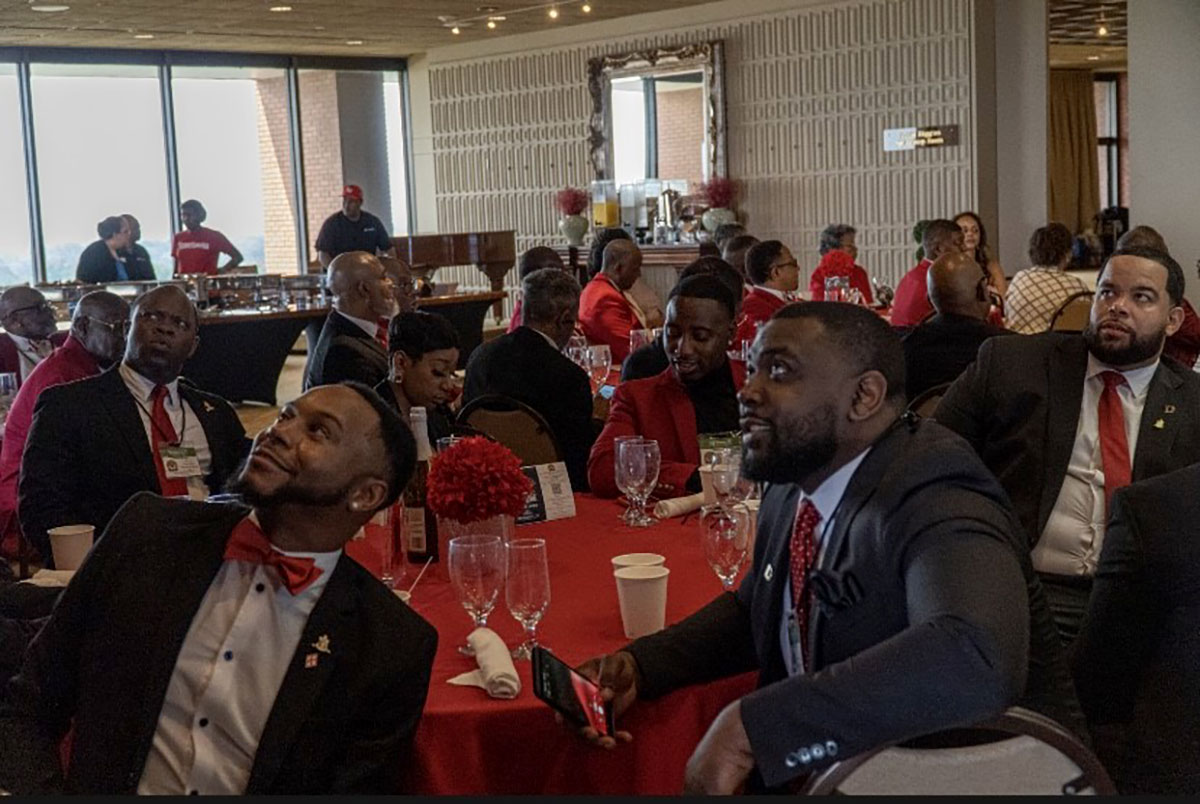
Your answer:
[224,650,233,661]
[255,583,265,593]
[198,718,209,728]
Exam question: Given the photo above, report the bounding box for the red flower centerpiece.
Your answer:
[698,176,739,234]
[555,186,590,247]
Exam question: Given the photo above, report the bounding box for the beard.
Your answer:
[741,403,840,485]
[1083,320,1166,367]
[226,457,354,508]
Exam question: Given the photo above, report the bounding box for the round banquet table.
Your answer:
[349,494,756,795]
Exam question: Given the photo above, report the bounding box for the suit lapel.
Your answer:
[246,555,361,794]
[1132,361,1183,480]
[759,484,799,683]
[1037,338,1088,535]
[97,369,161,489]
[661,372,700,464]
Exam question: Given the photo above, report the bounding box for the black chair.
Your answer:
[455,394,562,467]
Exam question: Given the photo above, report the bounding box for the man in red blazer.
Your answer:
[0,286,67,387]
[733,241,800,354]
[589,274,745,498]
[0,291,130,562]
[889,219,965,328]
[578,239,643,364]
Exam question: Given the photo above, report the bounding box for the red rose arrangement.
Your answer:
[555,186,589,216]
[427,436,534,523]
[699,176,737,209]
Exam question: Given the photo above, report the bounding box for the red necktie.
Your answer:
[150,385,189,498]
[1098,370,1132,514]
[223,517,323,595]
[375,319,389,349]
[789,499,822,671]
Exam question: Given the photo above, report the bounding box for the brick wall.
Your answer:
[254,76,298,273]
[655,85,704,192]
[299,71,345,265]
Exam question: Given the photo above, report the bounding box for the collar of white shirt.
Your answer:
[799,447,872,532]
[245,509,343,585]
[120,361,181,408]
[1085,353,1158,399]
[755,285,795,304]
[336,309,380,340]
[8,332,51,354]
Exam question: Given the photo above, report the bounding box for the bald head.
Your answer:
[0,286,56,339]
[601,239,642,291]
[927,251,989,319]
[328,251,396,320]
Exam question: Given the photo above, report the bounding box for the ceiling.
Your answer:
[0,0,715,58]
[1048,0,1126,70]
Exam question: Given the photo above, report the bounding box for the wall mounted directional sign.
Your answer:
[883,124,961,152]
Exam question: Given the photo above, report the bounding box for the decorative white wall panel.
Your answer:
[427,0,976,296]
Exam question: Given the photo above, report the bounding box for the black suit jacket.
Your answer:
[935,333,1200,543]
[624,418,1078,788]
[75,240,155,283]
[305,311,388,391]
[901,312,1011,398]
[462,326,596,490]
[1073,464,1200,794]
[0,493,437,794]
[18,367,248,565]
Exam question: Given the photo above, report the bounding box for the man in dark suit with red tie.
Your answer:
[18,285,248,567]
[732,241,800,354]
[936,246,1200,643]
[0,382,437,794]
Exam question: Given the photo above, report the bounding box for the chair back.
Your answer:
[799,706,1116,796]
[456,394,562,466]
[906,381,952,419]
[1049,291,1094,332]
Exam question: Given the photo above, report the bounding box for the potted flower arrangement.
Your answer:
[698,176,739,233]
[556,186,590,247]
[427,436,534,579]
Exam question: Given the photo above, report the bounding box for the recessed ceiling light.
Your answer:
[582,3,592,11]
[134,33,154,39]
[29,4,71,11]
[1087,55,1101,61]
[487,20,496,29]
[476,5,498,11]
[346,39,363,45]
[548,8,559,18]
[270,5,292,11]
[451,26,460,34]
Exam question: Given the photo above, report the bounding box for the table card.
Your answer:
[516,462,576,524]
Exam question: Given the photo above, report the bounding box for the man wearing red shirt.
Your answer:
[733,240,799,354]
[171,199,243,276]
[578,239,643,364]
[0,291,129,562]
[889,219,964,328]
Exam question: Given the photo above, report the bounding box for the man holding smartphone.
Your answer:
[578,303,1077,793]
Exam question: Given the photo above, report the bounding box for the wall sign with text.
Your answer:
[882,125,961,152]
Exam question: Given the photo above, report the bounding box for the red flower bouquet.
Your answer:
[555,186,589,216]
[428,436,534,523]
[699,176,737,209]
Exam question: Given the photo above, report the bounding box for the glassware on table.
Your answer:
[824,275,850,303]
[705,447,753,506]
[628,327,662,355]
[613,435,644,524]
[436,435,463,454]
[447,534,506,655]
[585,344,613,393]
[505,537,551,660]
[700,503,752,591]
[565,334,589,370]
[0,372,15,429]
[617,439,661,528]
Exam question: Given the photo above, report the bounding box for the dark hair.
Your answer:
[745,240,786,286]
[668,273,736,320]
[518,246,564,280]
[180,199,207,223]
[339,381,417,510]
[819,224,857,256]
[954,211,990,264]
[773,302,906,403]
[713,222,746,250]
[387,311,459,359]
[1108,246,1186,307]
[680,256,744,306]
[1028,223,1074,267]
[921,219,961,257]
[587,228,632,278]
[1116,225,1168,254]
[97,216,126,240]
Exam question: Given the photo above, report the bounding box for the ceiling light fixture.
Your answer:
[1097,8,1109,37]
[1086,55,1101,61]
[452,26,461,34]
[346,39,364,45]
[549,8,559,18]
[29,4,71,11]
[270,5,293,11]
[487,20,496,29]
[582,3,592,11]
[134,33,154,39]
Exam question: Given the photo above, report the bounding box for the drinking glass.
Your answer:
[376,507,407,591]
[700,503,752,591]
[565,335,589,369]
[618,439,661,528]
[586,344,612,393]
[613,435,644,524]
[0,372,16,429]
[824,275,849,303]
[447,534,506,655]
[506,538,551,660]
[436,435,462,454]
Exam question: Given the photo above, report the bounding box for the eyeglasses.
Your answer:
[83,316,129,334]
[136,309,194,332]
[772,259,799,271]
[5,301,53,318]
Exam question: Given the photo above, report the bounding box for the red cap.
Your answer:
[341,184,363,201]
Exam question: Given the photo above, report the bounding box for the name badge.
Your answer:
[161,446,202,479]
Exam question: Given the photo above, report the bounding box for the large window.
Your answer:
[1094,73,1128,211]
[0,65,32,286]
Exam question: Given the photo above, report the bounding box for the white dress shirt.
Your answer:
[8,332,53,382]
[779,448,871,677]
[138,513,342,795]
[1034,355,1158,577]
[336,309,380,339]
[119,362,213,501]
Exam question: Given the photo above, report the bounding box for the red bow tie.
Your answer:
[223,517,323,595]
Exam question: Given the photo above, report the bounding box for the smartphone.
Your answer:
[531,646,615,737]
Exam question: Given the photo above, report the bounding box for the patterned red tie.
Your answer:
[150,385,189,498]
[789,499,822,671]
[223,517,322,595]
[1098,370,1132,514]
[375,319,389,349]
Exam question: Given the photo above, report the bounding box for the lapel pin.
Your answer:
[764,564,774,582]
[1165,404,1176,414]
[1154,418,1166,430]
[304,652,319,669]
[313,634,331,654]
[202,401,216,413]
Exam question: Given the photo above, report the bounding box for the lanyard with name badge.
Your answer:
[133,392,203,479]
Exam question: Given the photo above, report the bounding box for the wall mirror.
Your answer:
[587,41,727,192]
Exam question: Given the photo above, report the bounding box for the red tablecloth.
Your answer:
[380,495,756,795]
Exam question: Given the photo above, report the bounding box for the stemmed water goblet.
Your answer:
[506,538,551,660]
[585,344,613,394]
[617,439,661,528]
[447,534,506,655]
[700,503,752,591]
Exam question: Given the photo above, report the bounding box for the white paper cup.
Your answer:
[47,524,94,571]
[614,565,669,639]
[699,466,716,505]
[611,552,666,571]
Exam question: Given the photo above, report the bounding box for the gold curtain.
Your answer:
[1048,70,1101,234]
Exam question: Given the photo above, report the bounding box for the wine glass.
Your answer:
[447,534,506,655]
[565,335,589,369]
[613,435,644,524]
[506,538,551,660]
[618,439,661,528]
[700,503,752,590]
[586,344,612,393]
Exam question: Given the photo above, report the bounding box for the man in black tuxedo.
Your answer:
[305,251,396,390]
[936,246,1200,642]
[463,268,596,489]
[902,250,1010,398]
[0,382,437,794]
[579,303,1075,793]
[19,285,248,566]
[1073,463,1200,794]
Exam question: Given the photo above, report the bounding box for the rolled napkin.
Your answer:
[447,627,521,699]
[653,492,705,519]
[20,569,75,587]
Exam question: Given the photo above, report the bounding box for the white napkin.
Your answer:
[447,627,521,699]
[20,569,74,587]
[653,492,705,519]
